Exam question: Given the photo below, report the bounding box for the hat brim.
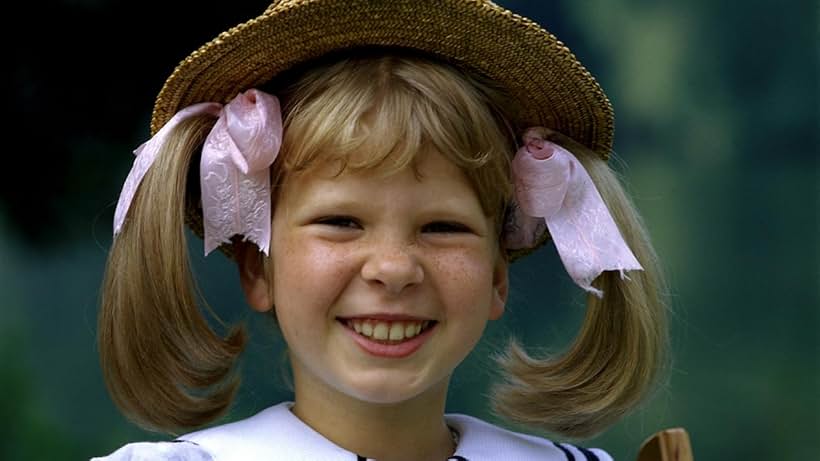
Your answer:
[151,0,613,158]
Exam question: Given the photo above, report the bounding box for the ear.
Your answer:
[489,255,508,321]
[235,240,273,312]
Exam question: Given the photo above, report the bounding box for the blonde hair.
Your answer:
[272,52,514,233]
[99,115,245,432]
[490,132,668,438]
[99,52,666,438]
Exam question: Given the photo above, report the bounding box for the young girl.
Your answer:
[94,1,666,460]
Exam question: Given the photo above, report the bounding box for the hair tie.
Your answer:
[113,89,282,256]
[505,127,643,297]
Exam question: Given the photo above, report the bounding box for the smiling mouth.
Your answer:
[340,318,437,344]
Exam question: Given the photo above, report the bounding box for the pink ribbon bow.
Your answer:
[505,128,643,297]
[113,89,282,256]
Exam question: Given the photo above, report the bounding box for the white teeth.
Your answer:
[389,323,404,340]
[373,323,389,340]
[347,319,430,342]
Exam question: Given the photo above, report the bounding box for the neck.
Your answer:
[291,377,456,461]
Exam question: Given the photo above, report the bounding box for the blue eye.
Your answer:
[422,221,471,233]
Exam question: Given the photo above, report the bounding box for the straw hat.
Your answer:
[151,0,614,159]
[149,0,617,260]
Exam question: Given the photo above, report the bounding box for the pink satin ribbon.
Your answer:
[113,89,282,256]
[505,128,643,297]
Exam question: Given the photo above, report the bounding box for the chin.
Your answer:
[338,373,448,406]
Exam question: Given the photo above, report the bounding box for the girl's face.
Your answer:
[265,149,507,406]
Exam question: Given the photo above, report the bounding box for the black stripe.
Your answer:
[576,445,600,461]
[357,456,367,461]
[552,441,575,461]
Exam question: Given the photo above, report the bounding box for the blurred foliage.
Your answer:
[4,0,817,459]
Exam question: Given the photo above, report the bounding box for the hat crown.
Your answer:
[155,0,613,157]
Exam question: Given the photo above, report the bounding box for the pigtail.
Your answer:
[492,144,668,439]
[98,115,246,433]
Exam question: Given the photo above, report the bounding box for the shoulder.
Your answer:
[177,402,354,460]
[90,440,213,461]
[90,403,296,461]
[446,413,613,461]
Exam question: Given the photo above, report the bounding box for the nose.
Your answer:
[360,244,424,294]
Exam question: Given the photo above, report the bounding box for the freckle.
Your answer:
[434,256,471,283]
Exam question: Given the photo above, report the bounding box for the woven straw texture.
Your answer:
[152,0,613,156]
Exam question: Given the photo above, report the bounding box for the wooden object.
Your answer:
[636,428,693,461]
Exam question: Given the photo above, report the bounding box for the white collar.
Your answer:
[181,402,608,460]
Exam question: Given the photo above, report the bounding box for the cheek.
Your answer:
[272,238,355,323]
[431,250,496,316]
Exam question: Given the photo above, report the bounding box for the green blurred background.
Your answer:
[4,0,817,459]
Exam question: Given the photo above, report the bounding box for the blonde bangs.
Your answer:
[275,53,514,228]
